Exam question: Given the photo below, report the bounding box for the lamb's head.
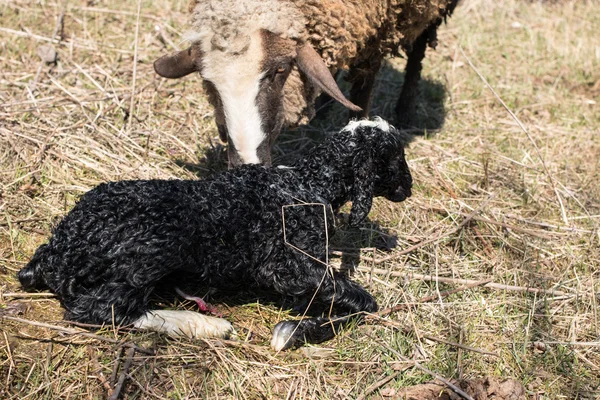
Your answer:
[153,1,360,167]
[341,118,413,227]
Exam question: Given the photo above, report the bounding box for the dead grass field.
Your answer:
[1,0,599,398]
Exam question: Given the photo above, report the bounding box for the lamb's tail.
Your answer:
[18,244,50,291]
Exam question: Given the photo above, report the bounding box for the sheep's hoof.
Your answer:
[271,320,301,351]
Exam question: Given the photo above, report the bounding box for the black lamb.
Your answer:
[18,118,413,351]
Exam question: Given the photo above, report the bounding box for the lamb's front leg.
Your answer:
[270,273,377,351]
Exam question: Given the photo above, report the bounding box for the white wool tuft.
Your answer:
[342,117,391,134]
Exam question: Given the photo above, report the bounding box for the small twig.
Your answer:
[127,0,143,132]
[356,370,404,400]
[1,292,56,299]
[2,316,154,355]
[87,346,114,397]
[472,225,495,258]
[56,320,120,330]
[0,217,47,227]
[3,331,14,389]
[110,347,124,386]
[29,4,66,93]
[355,266,572,297]
[375,194,495,264]
[421,334,498,357]
[108,347,135,400]
[422,204,565,239]
[369,279,492,319]
[527,340,600,347]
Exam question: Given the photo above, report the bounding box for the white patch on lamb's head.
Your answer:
[199,30,266,164]
[342,117,391,134]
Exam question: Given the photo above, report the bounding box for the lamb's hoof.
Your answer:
[271,320,301,351]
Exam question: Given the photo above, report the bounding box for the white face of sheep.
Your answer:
[154,30,361,168]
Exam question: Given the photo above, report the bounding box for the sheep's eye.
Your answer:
[276,66,287,74]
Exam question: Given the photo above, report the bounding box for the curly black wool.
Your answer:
[18,118,413,350]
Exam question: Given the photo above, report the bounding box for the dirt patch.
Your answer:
[396,378,526,400]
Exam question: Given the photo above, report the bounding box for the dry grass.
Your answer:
[1,0,599,398]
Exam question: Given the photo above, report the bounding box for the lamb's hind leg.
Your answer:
[134,310,234,340]
[270,275,377,351]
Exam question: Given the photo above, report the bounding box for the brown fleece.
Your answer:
[186,0,457,127]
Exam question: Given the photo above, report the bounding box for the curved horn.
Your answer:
[295,44,362,112]
[154,46,202,79]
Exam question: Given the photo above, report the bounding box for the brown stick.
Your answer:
[1,292,56,299]
[2,316,154,355]
[356,370,404,400]
[87,346,114,397]
[108,347,136,400]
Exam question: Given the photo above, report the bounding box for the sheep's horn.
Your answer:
[154,45,202,79]
[295,44,362,112]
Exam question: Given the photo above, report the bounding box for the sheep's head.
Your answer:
[154,29,360,168]
[342,119,413,227]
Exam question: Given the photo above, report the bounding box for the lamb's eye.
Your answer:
[276,66,287,74]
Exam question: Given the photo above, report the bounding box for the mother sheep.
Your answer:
[155,0,459,167]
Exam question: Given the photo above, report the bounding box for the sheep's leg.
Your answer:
[270,274,377,351]
[395,28,431,127]
[133,310,234,340]
[347,55,382,120]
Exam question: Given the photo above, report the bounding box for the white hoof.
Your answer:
[271,321,298,351]
[134,310,234,339]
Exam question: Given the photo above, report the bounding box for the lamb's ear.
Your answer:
[154,46,202,79]
[349,150,375,227]
[295,43,362,112]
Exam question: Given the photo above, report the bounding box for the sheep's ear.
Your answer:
[349,150,375,227]
[295,44,362,112]
[154,46,202,79]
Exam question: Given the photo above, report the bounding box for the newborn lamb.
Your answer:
[18,118,412,350]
